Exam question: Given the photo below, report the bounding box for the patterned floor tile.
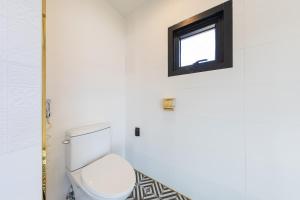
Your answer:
[127,170,191,200]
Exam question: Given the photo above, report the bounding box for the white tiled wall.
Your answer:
[125,0,300,199]
[0,0,42,199]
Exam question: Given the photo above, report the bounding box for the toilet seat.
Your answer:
[80,154,136,199]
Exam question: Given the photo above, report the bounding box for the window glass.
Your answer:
[180,26,216,67]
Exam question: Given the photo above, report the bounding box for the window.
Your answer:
[180,24,216,67]
[168,0,232,76]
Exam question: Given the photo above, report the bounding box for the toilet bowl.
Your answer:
[67,154,135,200]
[64,123,136,200]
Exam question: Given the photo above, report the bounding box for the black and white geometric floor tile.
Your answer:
[127,170,191,200]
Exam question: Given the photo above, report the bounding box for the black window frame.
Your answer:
[168,0,232,77]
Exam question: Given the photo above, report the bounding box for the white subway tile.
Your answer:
[6,62,40,87]
[245,0,300,47]
[5,0,41,66]
[0,0,7,17]
[244,38,300,85]
[0,16,7,60]
[6,86,40,152]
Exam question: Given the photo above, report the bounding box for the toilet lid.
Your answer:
[80,154,136,199]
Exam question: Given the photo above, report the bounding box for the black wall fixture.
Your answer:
[135,127,140,137]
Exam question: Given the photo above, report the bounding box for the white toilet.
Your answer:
[64,123,136,200]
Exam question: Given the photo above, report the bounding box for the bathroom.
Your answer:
[1,0,300,199]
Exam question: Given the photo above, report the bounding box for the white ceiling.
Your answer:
[108,0,147,16]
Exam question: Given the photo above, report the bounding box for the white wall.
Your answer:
[46,0,126,199]
[0,0,42,199]
[125,0,300,199]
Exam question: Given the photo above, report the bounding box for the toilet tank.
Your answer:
[65,123,111,171]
